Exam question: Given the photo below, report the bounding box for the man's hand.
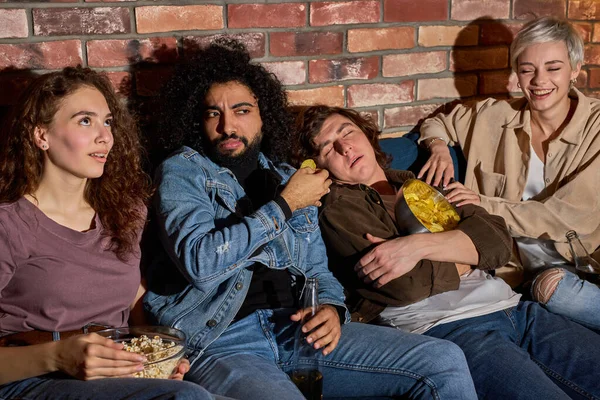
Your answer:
[418,140,454,187]
[445,181,480,206]
[53,333,146,380]
[355,234,420,287]
[169,358,190,380]
[290,305,341,356]
[281,168,332,212]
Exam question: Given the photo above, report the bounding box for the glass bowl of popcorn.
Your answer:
[97,326,187,379]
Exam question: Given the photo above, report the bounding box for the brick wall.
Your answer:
[0,0,599,138]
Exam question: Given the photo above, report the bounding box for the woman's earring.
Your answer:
[570,78,577,88]
[41,144,48,150]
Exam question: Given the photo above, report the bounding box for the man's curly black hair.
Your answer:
[157,38,293,162]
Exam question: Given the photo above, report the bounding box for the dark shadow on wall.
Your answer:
[403,17,517,181]
[0,67,40,130]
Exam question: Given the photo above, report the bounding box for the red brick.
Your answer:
[104,71,132,96]
[347,81,414,107]
[0,73,34,106]
[594,23,600,43]
[584,44,600,65]
[184,33,265,59]
[451,0,510,21]
[574,69,587,89]
[6,0,76,2]
[513,0,566,20]
[85,0,134,2]
[348,27,415,53]
[0,40,82,69]
[0,9,27,38]
[384,0,448,22]
[270,32,343,57]
[309,56,378,84]
[360,110,379,126]
[383,51,446,77]
[310,1,379,26]
[33,8,130,36]
[479,22,523,46]
[384,103,441,128]
[263,61,306,85]
[135,67,174,97]
[286,86,344,107]
[87,37,178,68]
[418,25,478,47]
[451,47,509,72]
[574,23,592,43]
[417,75,478,100]
[228,4,305,29]
[590,68,600,88]
[568,0,600,20]
[136,6,223,34]
[479,70,520,95]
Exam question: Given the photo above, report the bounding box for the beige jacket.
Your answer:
[419,89,600,264]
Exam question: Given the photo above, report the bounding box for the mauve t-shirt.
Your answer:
[0,197,141,334]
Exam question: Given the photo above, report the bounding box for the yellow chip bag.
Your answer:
[300,159,317,169]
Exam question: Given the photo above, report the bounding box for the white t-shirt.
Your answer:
[515,146,567,270]
[378,269,521,334]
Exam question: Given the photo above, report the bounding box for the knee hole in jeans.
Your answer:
[531,268,565,305]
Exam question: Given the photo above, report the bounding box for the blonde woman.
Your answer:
[419,17,600,331]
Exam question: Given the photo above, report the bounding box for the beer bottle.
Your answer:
[291,278,323,400]
[566,230,600,283]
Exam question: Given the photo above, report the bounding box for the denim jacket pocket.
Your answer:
[287,208,319,234]
[210,184,239,218]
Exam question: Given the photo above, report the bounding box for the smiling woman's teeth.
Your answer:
[90,153,106,158]
[531,89,553,95]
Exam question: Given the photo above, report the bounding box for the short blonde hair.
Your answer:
[510,17,583,71]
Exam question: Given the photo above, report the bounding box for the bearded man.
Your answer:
[143,39,477,400]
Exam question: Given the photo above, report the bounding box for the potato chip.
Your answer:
[402,179,460,233]
[300,159,317,169]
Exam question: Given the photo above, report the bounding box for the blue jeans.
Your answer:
[185,308,477,400]
[533,269,600,331]
[425,301,600,399]
[0,374,227,400]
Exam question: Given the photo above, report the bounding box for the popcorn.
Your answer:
[122,334,184,379]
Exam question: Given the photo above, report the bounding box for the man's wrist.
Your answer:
[407,233,432,261]
[274,195,293,219]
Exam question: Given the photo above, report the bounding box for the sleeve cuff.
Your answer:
[274,195,293,220]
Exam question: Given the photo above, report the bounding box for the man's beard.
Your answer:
[205,132,263,169]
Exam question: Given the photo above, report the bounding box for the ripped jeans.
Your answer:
[531,267,600,331]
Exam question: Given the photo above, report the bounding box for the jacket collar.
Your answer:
[503,88,589,145]
[331,169,414,191]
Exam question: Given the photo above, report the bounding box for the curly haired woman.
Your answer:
[0,67,223,400]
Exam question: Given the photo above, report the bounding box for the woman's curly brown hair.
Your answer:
[0,66,152,261]
[292,105,391,170]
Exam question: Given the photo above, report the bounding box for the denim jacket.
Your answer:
[144,146,349,352]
